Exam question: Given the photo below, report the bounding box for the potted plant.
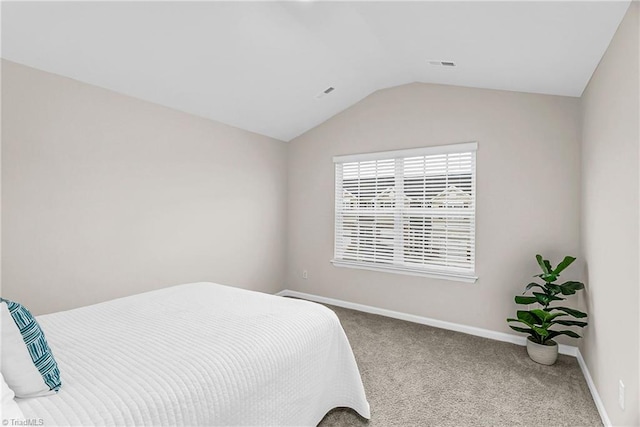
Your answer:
[507,255,588,365]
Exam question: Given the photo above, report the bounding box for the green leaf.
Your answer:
[509,325,542,343]
[536,272,559,283]
[547,306,588,318]
[553,256,576,275]
[536,254,549,274]
[515,296,537,305]
[545,283,562,295]
[558,281,585,295]
[547,330,581,340]
[530,309,553,323]
[533,292,564,306]
[546,311,568,321]
[508,325,534,334]
[532,325,549,337]
[524,282,545,293]
[552,320,588,327]
[516,311,539,326]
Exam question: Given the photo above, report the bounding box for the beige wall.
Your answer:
[580,3,639,426]
[1,60,288,315]
[287,82,582,338]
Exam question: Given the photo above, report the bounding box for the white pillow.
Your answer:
[1,299,61,398]
[1,372,25,422]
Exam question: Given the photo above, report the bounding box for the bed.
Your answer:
[15,282,370,426]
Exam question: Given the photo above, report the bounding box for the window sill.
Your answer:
[330,260,478,283]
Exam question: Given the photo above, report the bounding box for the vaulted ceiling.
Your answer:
[2,1,630,141]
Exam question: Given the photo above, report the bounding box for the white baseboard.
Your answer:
[577,349,611,427]
[275,289,578,356]
[276,289,612,425]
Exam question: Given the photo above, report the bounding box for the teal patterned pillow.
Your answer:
[0,298,61,397]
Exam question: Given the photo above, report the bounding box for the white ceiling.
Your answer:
[1,1,631,141]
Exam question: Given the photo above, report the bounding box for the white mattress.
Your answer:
[17,282,370,426]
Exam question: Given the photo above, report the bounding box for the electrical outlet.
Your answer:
[619,380,625,410]
[302,270,308,279]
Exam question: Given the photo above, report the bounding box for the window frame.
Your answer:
[331,141,478,283]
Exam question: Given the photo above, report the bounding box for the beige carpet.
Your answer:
[317,304,601,427]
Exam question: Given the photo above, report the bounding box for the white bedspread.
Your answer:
[17,283,370,426]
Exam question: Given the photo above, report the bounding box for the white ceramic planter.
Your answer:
[526,337,558,365]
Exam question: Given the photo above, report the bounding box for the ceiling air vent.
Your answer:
[428,60,456,67]
[315,86,335,99]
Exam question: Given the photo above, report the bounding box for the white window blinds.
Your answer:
[332,142,477,282]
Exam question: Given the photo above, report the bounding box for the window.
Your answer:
[332,142,477,282]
